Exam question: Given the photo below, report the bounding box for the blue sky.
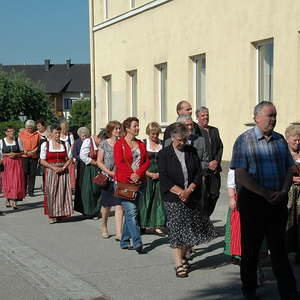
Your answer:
[0,0,90,65]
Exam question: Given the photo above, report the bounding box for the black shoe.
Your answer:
[243,290,259,300]
[140,228,146,234]
[155,230,166,237]
[134,245,144,254]
[28,193,34,197]
[121,245,134,250]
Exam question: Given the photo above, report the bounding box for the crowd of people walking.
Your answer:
[0,100,299,299]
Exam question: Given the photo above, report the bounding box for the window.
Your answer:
[103,0,108,19]
[128,70,137,116]
[156,63,168,123]
[64,98,73,110]
[103,75,112,121]
[130,0,136,8]
[191,54,206,108]
[255,39,273,102]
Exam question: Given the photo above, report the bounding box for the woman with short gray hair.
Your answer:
[73,127,90,213]
[158,123,216,278]
[285,124,300,263]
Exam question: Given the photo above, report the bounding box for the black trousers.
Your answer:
[205,173,221,217]
[22,157,38,194]
[239,188,297,298]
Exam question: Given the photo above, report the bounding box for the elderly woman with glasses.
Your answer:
[158,122,216,278]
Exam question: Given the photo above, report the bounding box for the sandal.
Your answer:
[6,200,11,208]
[182,257,190,270]
[175,265,188,278]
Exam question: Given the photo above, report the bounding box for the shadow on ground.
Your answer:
[2,200,43,214]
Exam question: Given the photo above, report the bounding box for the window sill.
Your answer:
[93,0,173,32]
[244,122,256,127]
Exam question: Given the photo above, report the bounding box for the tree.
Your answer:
[69,99,91,128]
[0,70,54,122]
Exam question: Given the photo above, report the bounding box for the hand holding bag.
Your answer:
[114,143,141,201]
[92,172,108,187]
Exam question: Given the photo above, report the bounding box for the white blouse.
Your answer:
[227,169,236,189]
[40,140,72,160]
[146,138,162,152]
[80,137,98,165]
[60,133,74,146]
[0,138,24,158]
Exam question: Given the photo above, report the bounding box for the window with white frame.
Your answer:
[63,98,73,110]
[156,63,168,123]
[103,75,112,121]
[191,54,206,108]
[103,0,108,20]
[130,0,136,9]
[128,70,137,117]
[255,39,273,102]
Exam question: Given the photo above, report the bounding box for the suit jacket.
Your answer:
[164,134,209,170]
[163,121,200,144]
[199,125,223,172]
[158,144,203,205]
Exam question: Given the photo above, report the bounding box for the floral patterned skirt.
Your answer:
[164,201,217,248]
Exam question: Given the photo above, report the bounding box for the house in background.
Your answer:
[0,59,90,119]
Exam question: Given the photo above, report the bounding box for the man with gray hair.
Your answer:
[165,115,209,168]
[19,120,40,197]
[196,106,223,216]
[231,101,298,299]
[163,100,200,144]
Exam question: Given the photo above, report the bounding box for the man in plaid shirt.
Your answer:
[231,101,298,300]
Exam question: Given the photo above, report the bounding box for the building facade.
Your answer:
[89,0,300,159]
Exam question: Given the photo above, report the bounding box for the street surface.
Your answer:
[1,163,299,300]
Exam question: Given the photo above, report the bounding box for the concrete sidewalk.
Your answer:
[0,171,299,300]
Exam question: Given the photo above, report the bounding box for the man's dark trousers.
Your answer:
[205,172,221,217]
[22,157,38,195]
[239,188,297,299]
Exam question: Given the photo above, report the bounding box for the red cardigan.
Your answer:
[114,137,150,183]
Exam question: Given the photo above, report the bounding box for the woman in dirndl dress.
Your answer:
[158,123,216,278]
[40,124,73,224]
[79,132,102,218]
[139,122,166,236]
[0,126,25,209]
[285,125,300,263]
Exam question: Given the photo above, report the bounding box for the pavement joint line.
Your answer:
[0,230,107,300]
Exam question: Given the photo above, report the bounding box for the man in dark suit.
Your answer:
[196,106,223,216]
[163,100,200,144]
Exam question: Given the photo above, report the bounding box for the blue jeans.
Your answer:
[119,187,144,249]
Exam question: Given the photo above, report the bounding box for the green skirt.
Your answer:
[80,164,102,217]
[139,177,166,228]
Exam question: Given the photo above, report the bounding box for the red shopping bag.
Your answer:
[230,209,241,256]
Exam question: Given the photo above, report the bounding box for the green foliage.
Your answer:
[0,70,54,122]
[0,120,24,139]
[69,99,91,128]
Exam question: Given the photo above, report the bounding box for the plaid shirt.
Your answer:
[230,126,294,191]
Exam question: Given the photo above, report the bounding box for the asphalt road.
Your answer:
[0,164,299,300]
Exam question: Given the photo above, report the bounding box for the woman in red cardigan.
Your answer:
[114,117,150,254]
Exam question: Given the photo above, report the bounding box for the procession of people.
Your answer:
[0,100,299,299]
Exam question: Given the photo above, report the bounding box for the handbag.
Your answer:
[114,143,141,201]
[230,209,241,256]
[114,181,140,201]
[92,173,108,187]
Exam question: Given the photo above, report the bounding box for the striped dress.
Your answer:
[41,141,73,218]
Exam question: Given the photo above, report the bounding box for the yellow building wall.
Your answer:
[90,0,300,160]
